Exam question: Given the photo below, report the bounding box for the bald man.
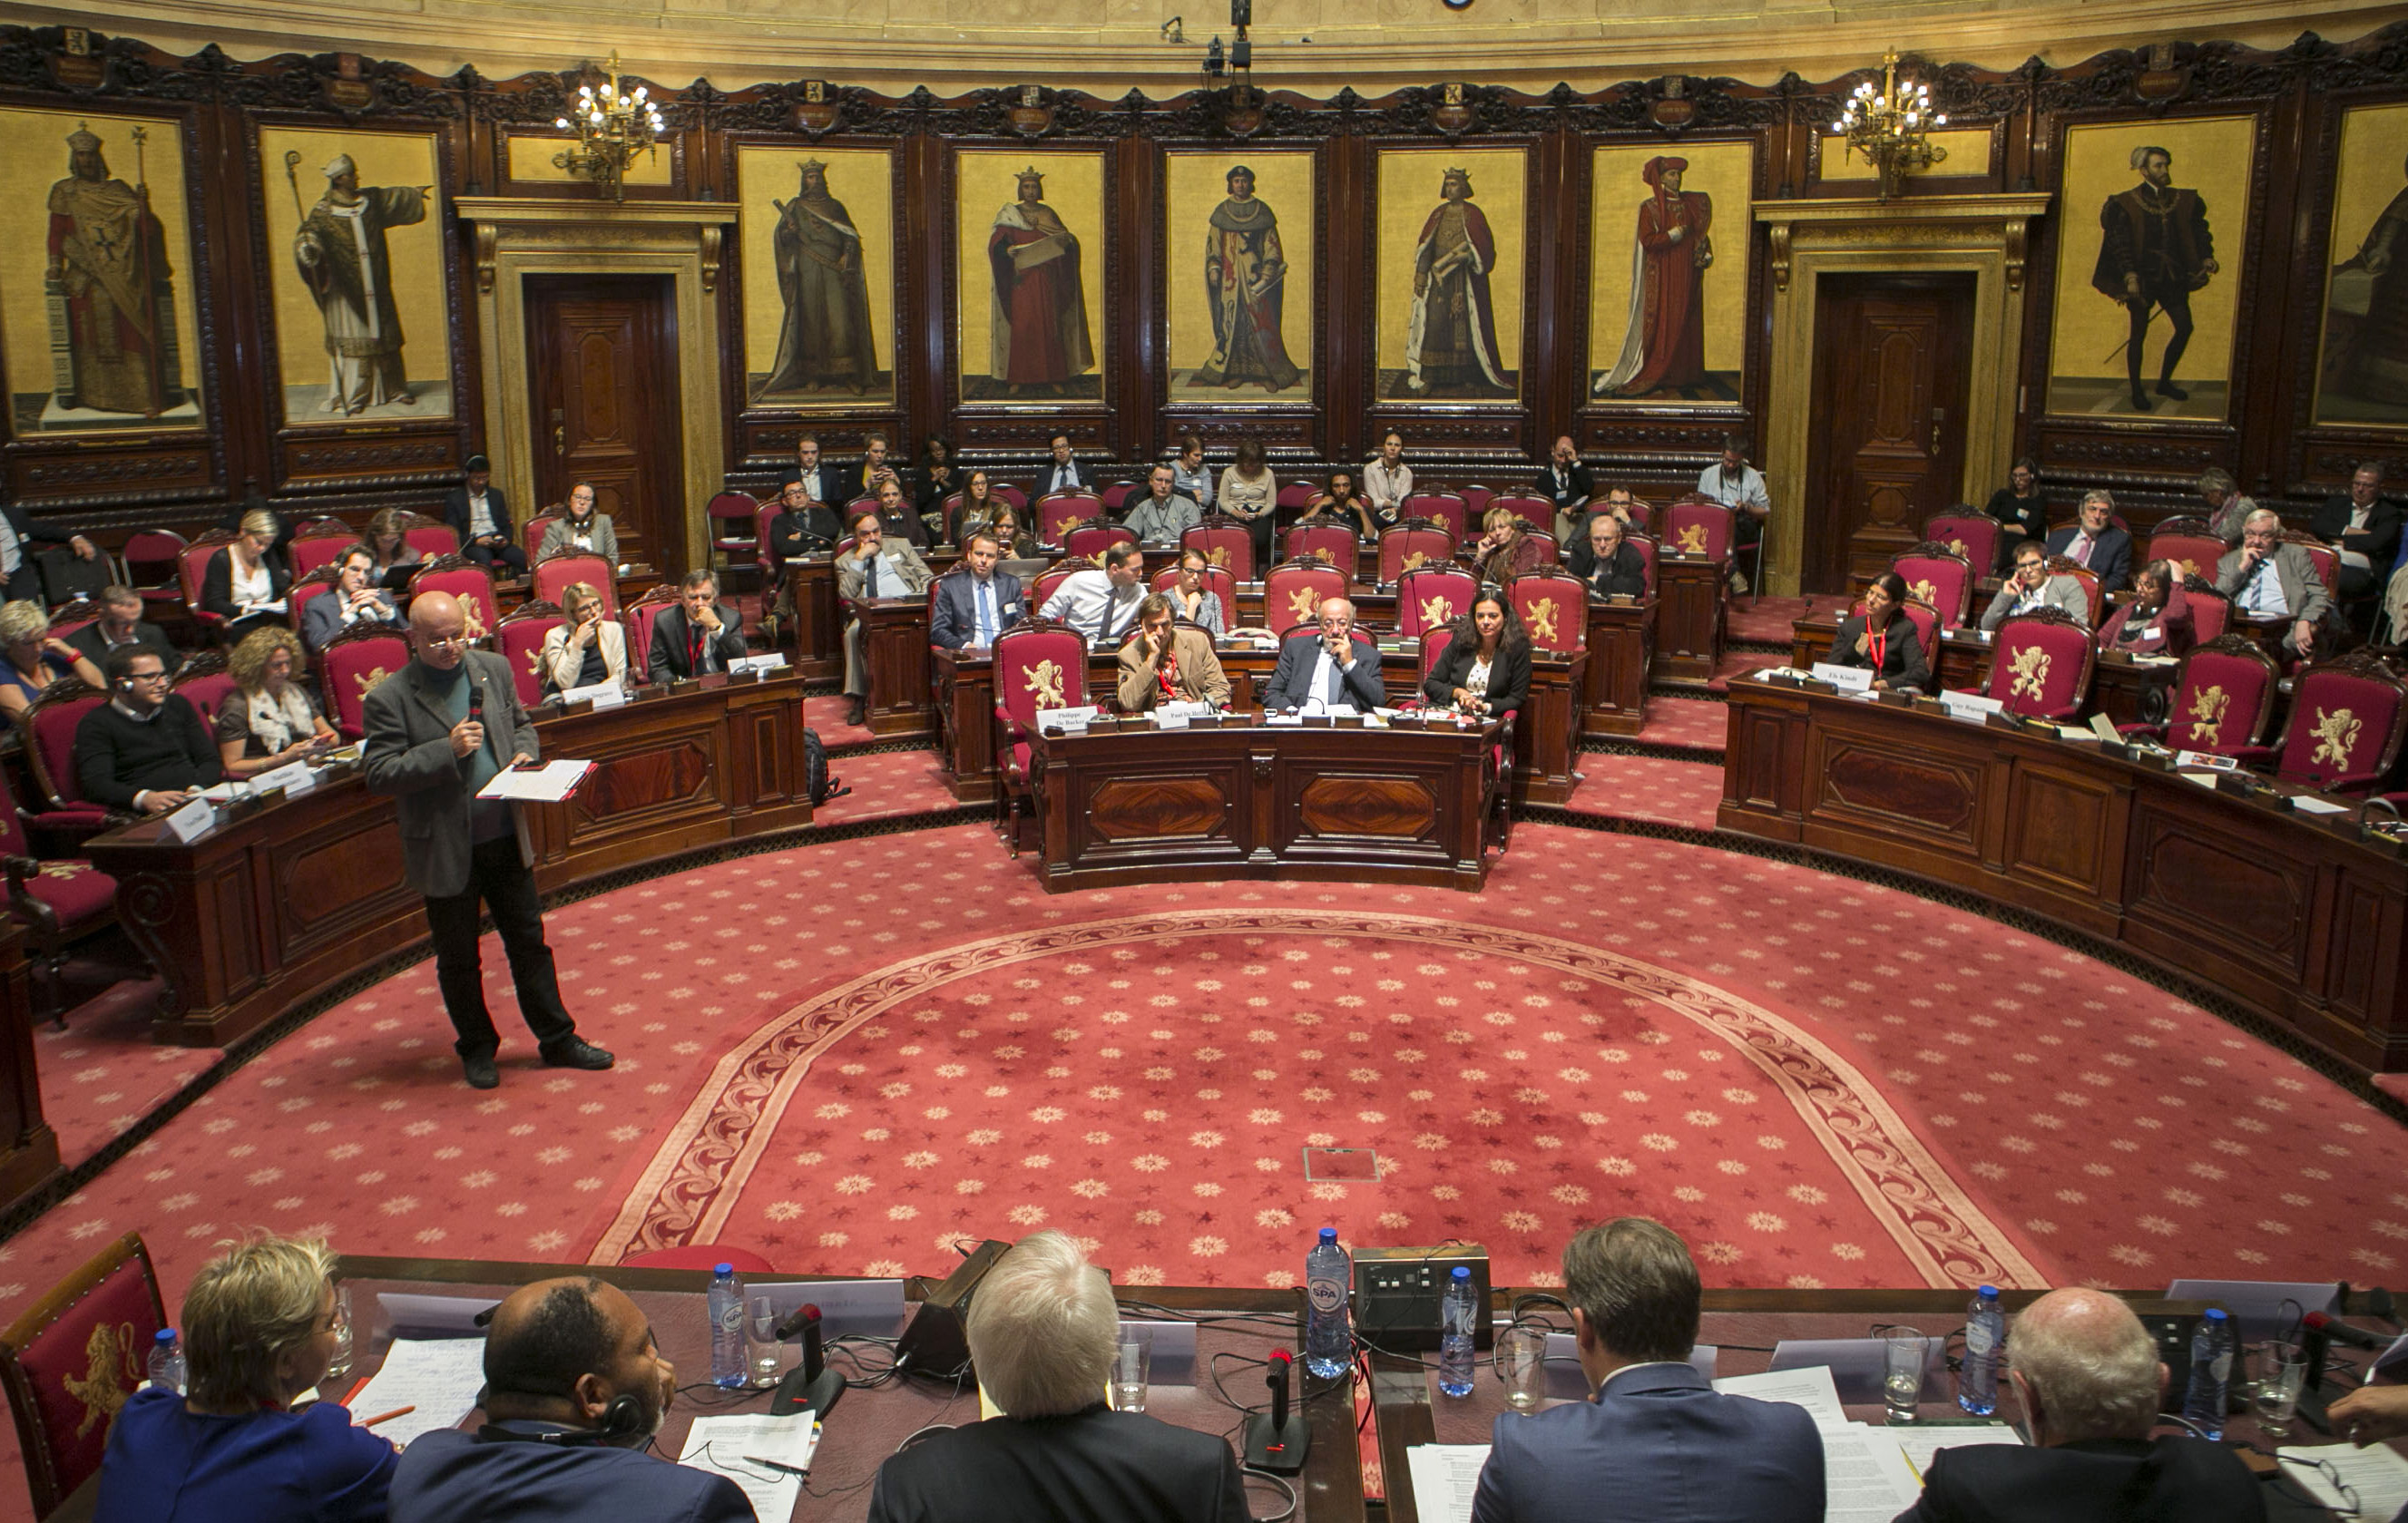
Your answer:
[390,1277,750,1522]
[362,593,612,1090]
[1894,1287,2261,1522]
[1262,597,1385,712]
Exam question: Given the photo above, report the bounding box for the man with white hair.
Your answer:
[1892,1287,2261,1521]
[866,1231,1246,1522]
[2217,507,2332,658]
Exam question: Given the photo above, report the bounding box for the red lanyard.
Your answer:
[1867,625,1887,673]
[1158,649,1180,698]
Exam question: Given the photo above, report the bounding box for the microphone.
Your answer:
[768,1303,843,1418]
[1243,1347,1308,1474]
[467,682,484,725]
[1267,1349,1291,1435]
[2305,1311,2388,1351]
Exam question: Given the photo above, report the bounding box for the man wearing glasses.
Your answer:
[363,592,612,1090]
[73,647,221,814]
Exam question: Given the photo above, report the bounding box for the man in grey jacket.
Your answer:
[1980,540,2090,630]
[363,591,612,1090]
[2217,506,2333,658]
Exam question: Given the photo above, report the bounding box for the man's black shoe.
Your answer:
[2156,380,2189,401]
[539,1037,615,1070]
[463,1051,501,1089]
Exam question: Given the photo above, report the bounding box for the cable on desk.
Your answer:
[1239,1467,1300,1523]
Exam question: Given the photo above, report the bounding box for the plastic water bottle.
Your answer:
[2182,1307,2235,1440]
[1438,1266,1477,1398]
[708,1264,746,1389]
[1303,1227,1353,1380]
[146,1328,185,1396]
[1957,1284,2003,1415]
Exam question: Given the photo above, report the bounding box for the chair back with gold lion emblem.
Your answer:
[1397,566,1479,639]
[1148,566,1235,631]
[1182,516,1256,582]
[1983,607,2093,719]
[1922,512,1997,578]
[533,552,616,617]
[2144,517,2227,587]
[2157,635,2279,755]
[498,600,563,706]
[1402,493,1468,543]
[1063,520,1136,566]
[1281,524,1356,574]
[318,623,411,739]
[1264,562,1350,639]
[2270,649,2408,793]
[1891,542,1974,629]
[407,556,500,642]
[1377,525,1456,586]
[1037,492,1103,546]
[0,1230,165,1518]
[1850,593,1941,673]
[1508,569,1587,655]
[991,619,1090,828]
[1664,498,1733,563]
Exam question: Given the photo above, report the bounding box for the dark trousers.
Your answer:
[423,833,576,1057]
[2126,286,2195,390]
[463,539,529,577]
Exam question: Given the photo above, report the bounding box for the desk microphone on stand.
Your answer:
[768,1303,844,1417]
[1243,1349,1309,1474]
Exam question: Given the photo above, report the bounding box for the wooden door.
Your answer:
[525,275,684,578]
[1802,274,1973,594]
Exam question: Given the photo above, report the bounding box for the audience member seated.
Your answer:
[203,509,293,640]
[1892,1287,2261,1523]
[389,1276,749,1523]
[1697,434,1771,591]
[855,429,905,501]
[868,477,931,550]
[1037,432,1087,496]
[65,584,175,670]
[2046,490,2134,595]
[931,532,1024,651]
[2198,467,2250,542]
[217,628,338,779]
[2309,459,2402,610]
[93,1232,393,1523]
[1264,597,1383,713]
[1041,542,1148,645]
[645,569,749,688]
[837,512,935,725]
[914,434,958,534]
[1473,506,1545,587]
[0,598,104,719]
[1981,542,2090,630]
[0,498,98,603]
[75,645,221,814]
[539,582,631,695]
[1297,470,1377,540]
[2096,560,2195,657]
[980,501,1040,561]
[1218,437,1277,570]
[1830,571,1929,693]
[1166,549,1228,637]
[1364,429,1413,529]
[2219,507,2332,659]
[768,473,842,562]
[363,507,425,591]
[1568,514,1647,598]
[1984,456,2049,574]
[537,483,619,564]
[1122,464,1202,544]
[1117,594,1230,712]
[1470,1217,1822,1523]
[865,1231,1246,1523]
[1539,435,1597,541]
[443,454,524,576]
[790,433,845,508]
[1170,434,1215,512]
[1424,591,1530,718]
[303,545,404,652]
[951,471,1008,549]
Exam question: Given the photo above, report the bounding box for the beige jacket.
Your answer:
[1116,625,1230,710]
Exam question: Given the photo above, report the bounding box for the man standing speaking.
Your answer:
[363,592,612,1090]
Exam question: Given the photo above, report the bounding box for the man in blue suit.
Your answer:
[930,530,1025,649]
[2044,489,2134,596]
[1472,1218,1824,1523]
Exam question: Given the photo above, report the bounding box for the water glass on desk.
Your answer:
[2254,1339,2308,1440]
[1113,1329,1153,1413]
[1493,1325,1550,1413]
[1884,1327,1927,1423]
[745,1295,784,1389]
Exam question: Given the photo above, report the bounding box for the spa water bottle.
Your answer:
[146,1328,186,1396]
[709,1264,746,1389]
[1957,1285,2003,1416]
[2182,1308,2235,1440]
[1438,1266,1478,1398]
[1304,1228,1353,1380]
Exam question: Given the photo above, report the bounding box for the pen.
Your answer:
[359,1405,416,1427]
[742,1456,808,1478]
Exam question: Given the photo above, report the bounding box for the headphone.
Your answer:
[475,1391,648,1449]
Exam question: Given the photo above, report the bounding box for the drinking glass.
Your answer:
[1493,1326,1551,1414]
[745,1295,784,1390]
[324,1283,353,1383]
[1113,1331,1153,1413]
[1884,1328,1927,1423]
[2254,1340,2307,1440]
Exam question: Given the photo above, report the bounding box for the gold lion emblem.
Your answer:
[351,665,390,696]
[1909,579,1937,607]
[2186,684,2229,747]
[1286,586,1318,624]
[1024,659,1065,709]
[2311,707,2363,769]
[525,646,544,678]
[2007,645,2052,702]
[2178,557,2201,578]
[1401,551,1430,572]
[1088,550,1110,567]
[1206,547,1229,568]
[1675,524,1708,555]
[1944,538,1968,559]
[1420,594,1454,629]
[1526,597,1560,646]
[64,1322,138,1437]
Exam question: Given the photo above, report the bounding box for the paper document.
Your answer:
[2291,795,2350,815]
[680,1413,819,1518]
[1817,1422,1928,1522]
[1888,1424,2022,1478]
[340,1337,486,1448]
[1404,1443,1491,1523]
[2278,1442,2408,1518]
[1711,1363,1848,1423]
[475,760,593,803]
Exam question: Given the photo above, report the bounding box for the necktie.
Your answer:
[2072,535,2093,568]
[1105,591,1132,639]
[975,580,994,645]
[1324,649,1346,705]
[866,553,883,599]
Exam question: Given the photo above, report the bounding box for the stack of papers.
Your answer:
[680,1413,820,1518]
[475,760,594,803]
[338,1337,487,1449]
[2278,1442,2408,1518]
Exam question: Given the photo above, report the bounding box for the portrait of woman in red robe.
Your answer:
[1594,155,1714,398]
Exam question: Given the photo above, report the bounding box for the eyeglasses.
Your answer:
[2276,1452,2362,1518]
[123,670,171,684]
[420,635,470,652]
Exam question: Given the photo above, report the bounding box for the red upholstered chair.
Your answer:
[318,624,409,739]
[1489,493,1553,536]
[1398,565,1480,638]
[1403,493,1467,542]
[992,619,1089,854]
[1982,609,2095,720]
[1149,567,1236,630]
[119,528,190,623]
[1417,624,1454,690]
[990,482,1027,511]
[1522,530,1560,568]
[44,600,99,648]
[2125,635,2281,756]
[2286,531,2343,598]
[2184,579,2231,645]
[1458,484,1495,518]
[15,683,116,839]
[621,585,679,679]
[287,521,358,580]
[1063,521,1137,566]
[169,649,237,735]
[1037,492,1101,545]
[1663,498,1733,562]
[1276,482,1318,511]
[1591,495,1653,533]
[497,600,563,706]
[753,496,788,592]
[622,1245,777,1273]
[1281,524,1356,571]
[1030,562,1081,615]
[533,552,616,617]
[2046,556,2104,627]
[288,566,340,639]
[1377,525,1456,585]
[707,491,760,564]
[0,1231,166,1518]
[844,494,881,527]
[1182,516,1255,581]
[397,511,459,561]
[409,556,501,639]
[2251,650,2408,793]
[2144,517,2226,586]
[1100,482,1138,513]
[520,509,563,568]
[176,529,239,642]
[1891,542,1976,629]
[1850,595,1943,676]
[0,760,115,1019]
[1508,570,1587,655]
[1263,561,1349,638]
[1922,513,1998,578]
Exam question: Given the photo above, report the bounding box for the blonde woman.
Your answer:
[0,599,103,718]
[202,508,292,639]
[538,581,631,695]
[1473,505,1545,586]
[216,627,337,777]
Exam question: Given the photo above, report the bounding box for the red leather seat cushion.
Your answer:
[21,863,115,924]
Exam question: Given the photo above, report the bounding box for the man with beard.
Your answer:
[46,122,181,417]
[760,158,878,397]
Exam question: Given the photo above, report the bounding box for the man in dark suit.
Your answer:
[2310,460,2403,610]
[790,433,846,509]
[1538,435,1597,541]
[389,1276,750,1523]
[866,1231,1248,1523]
[647,570,749,684]
[0,499,99,604]
[1262,597,1385,713]
[64,585,175,670]
[1038,433,1086,496]
[767,472,842,561]
[2045,490,2134,595]
[362,591,612,1089]
[442,454,525,576]
[1472,1218,1823,1523]
[930,531,1024,649]
[1567,514,1648,599]
[1894,1287,2262,1523]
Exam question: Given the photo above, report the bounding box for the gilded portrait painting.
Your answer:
[1165,151,1315,404]
[1374,146,1527,405]
[738,144,896,408]
[956,149,1107,404]
[2315,102,2408,428]
[1586,140,1753,406]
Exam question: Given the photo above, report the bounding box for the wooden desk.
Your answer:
[1788,613,2180,726]
[1718,672,2408,1079]
[1029,714,1501,893]
[86,673,815,1048]
[856,596,935,739]
[1653,554,1724,685]
[1581,595,1655,737]
[781,557,843,683]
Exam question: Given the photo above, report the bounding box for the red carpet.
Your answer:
[1628,697,1728,756]
[1565,754,1726,830]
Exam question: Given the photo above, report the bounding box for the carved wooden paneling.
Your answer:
[1816,739,1981,838]
[277,818,411,942]
[1090,776,1230,840]
[575,739,714,821]
[2128,803,2310,963]
[2002,761,2120,899]
[1297,774,1436,838]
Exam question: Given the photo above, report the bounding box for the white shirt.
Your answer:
[230,557,272,610]
[466,489,498,541]
[0,514,19,576]
[1041,569,1142,640]
[1044,461,1084,493]
[1697,463,1771,515]
[2234,554,2291,618]
[1364,459,1414,513]
[1304,642,1360,712]
[1464,656,1493,698]
[968,574,1003,647]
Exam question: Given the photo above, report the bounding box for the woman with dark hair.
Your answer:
[1983,457,2047,574]
[362,508,423,591]
[1170,434,1215,512]
[1831,571,1929,692]
[1423,591,1531,718]
[1218,436,1277,571]
[915,435,958,536]
[2096,559,2196,656]
[1297,470,1377,540]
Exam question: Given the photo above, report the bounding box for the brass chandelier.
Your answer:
[552,51,665,201]
[1835,50,1947,200]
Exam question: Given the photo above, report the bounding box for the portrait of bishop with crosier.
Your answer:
[290,151,429,417]
[987,165,1095,398]
[1195,164,1300,393]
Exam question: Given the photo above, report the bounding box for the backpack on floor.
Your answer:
[805,726,848,804]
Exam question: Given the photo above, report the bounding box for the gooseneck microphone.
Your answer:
[1243,1347,1309,1474]
[1268,1349,1291,1434]
[769,1303,844,1417]
[2305,1311,2388,1351]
